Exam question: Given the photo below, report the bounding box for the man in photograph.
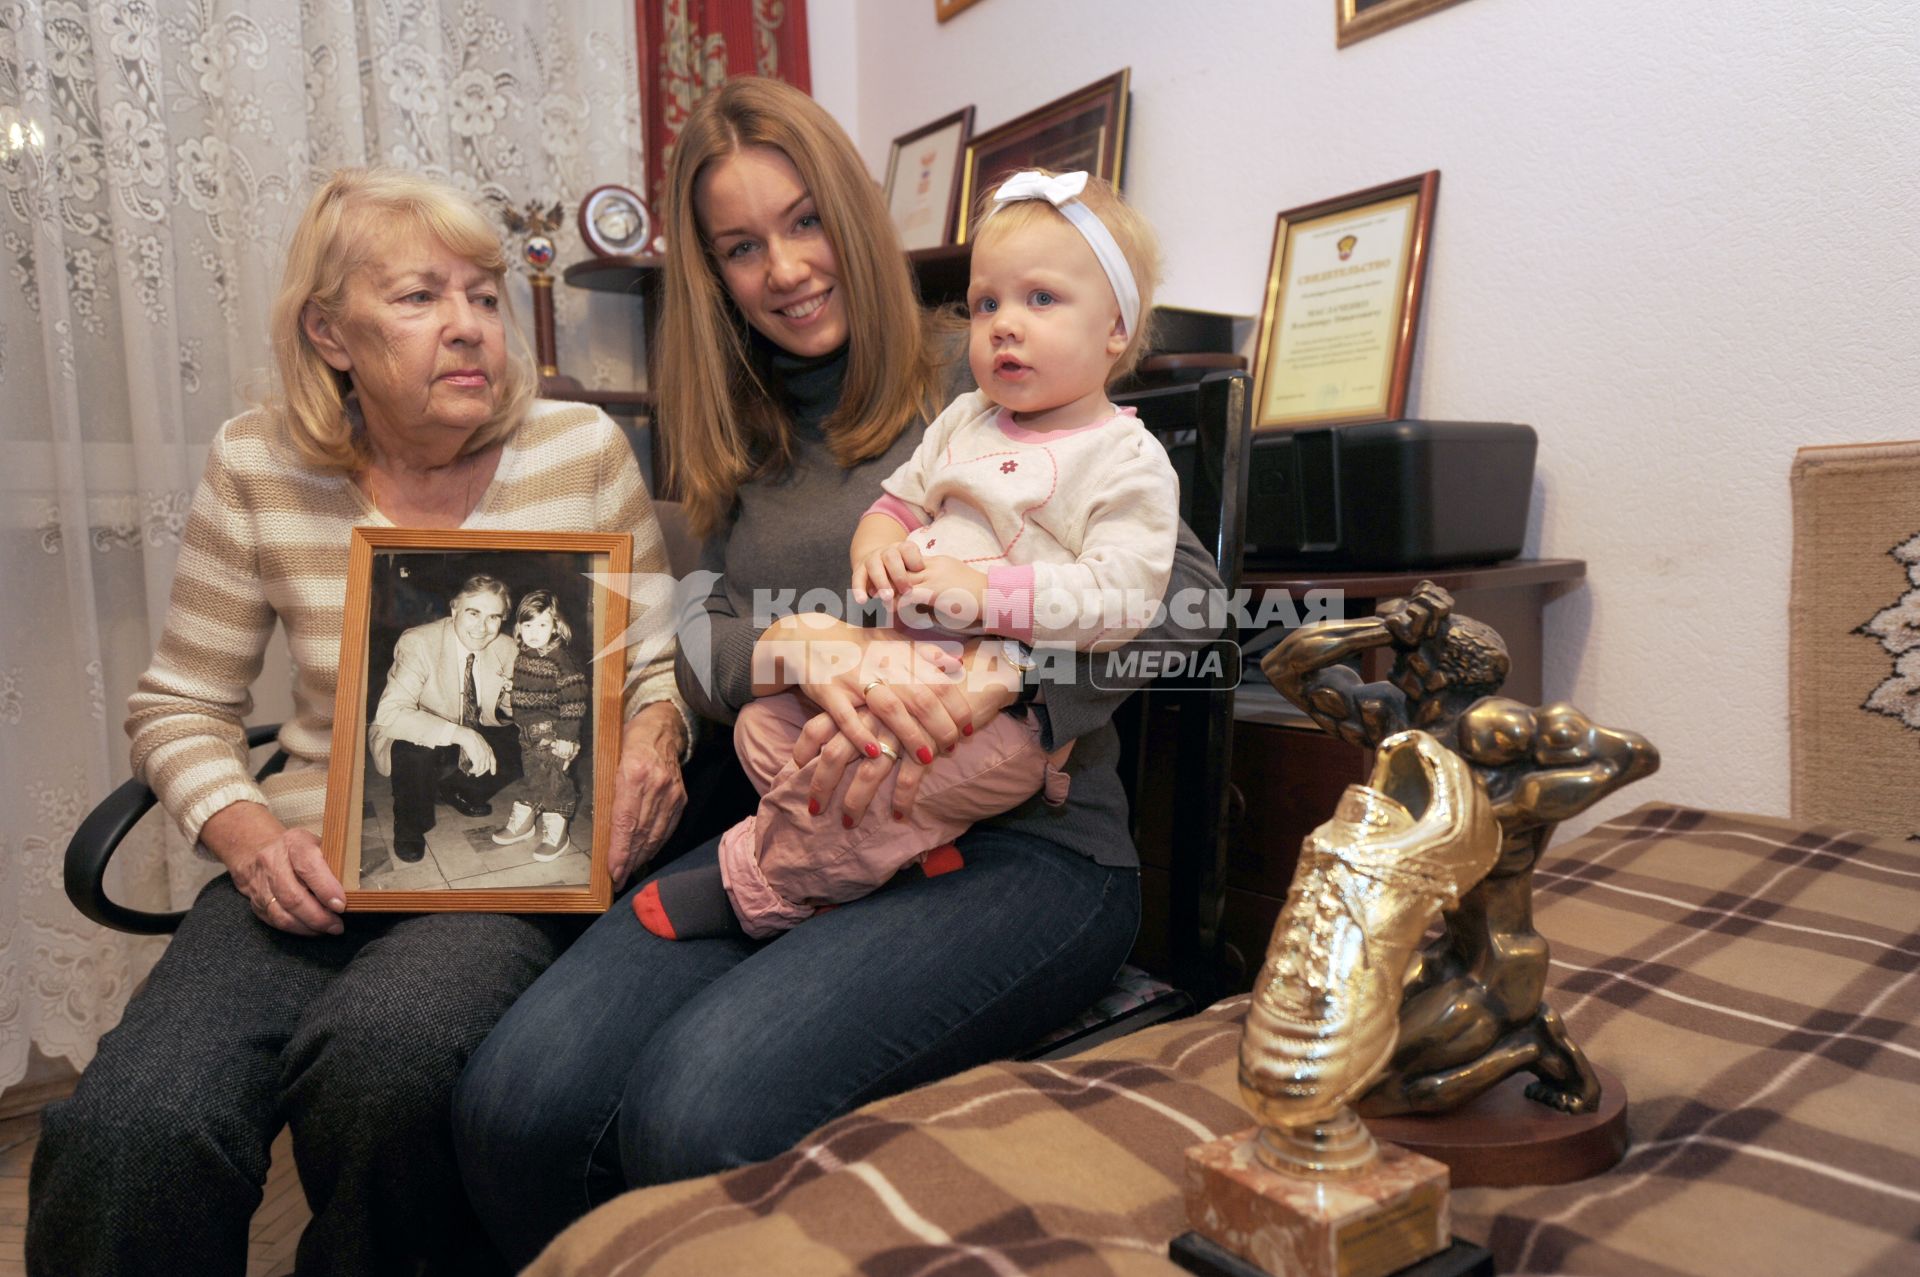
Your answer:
[369,573,521,863]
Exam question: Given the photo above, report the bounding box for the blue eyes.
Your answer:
[718,213,823,262]
[972,290,1060,315]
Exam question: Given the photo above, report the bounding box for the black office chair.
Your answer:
[66,373,1253,1059]
[65,724,289,935]
[1017,370,1251,1059]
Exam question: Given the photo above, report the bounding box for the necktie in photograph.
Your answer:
[462,652,480,727]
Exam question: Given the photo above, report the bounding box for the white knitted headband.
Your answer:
[984,170,1141,338]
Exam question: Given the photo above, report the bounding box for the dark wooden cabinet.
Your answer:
[1129,558,1585,989]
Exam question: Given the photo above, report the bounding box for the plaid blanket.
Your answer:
[531,805,1920,1276]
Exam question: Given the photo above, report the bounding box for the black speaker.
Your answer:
[1243,420,1537,570]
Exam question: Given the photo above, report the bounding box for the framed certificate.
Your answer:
[883,106,975,251]
[323,528,630,913]
[957,70,1129,243]
[1251,171,1439,431]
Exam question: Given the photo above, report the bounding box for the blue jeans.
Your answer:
[453,824,1140,1268]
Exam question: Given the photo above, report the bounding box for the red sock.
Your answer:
[920,844,965,877]
[632,882,677,938]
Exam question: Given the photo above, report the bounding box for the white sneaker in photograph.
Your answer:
[532,812,572,862]
[491,802,537,845]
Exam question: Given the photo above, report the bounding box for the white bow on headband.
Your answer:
[987,169,1140,338]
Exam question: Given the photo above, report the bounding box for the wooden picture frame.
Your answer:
[956,69,1130,243]
[323,528,630,913]
[1251,171,1439,432]
[884,105,976,251]
[1336,0,1476,48]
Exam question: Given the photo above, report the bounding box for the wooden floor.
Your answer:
[0,1112,309,1276]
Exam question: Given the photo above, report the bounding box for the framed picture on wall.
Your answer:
[322,528,631,913]
[1251,171,1439,431]
[883,106,976,251]
[956,69,1130,242]
[1336,0,1477,48]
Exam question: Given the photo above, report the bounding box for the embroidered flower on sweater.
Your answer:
[1000,460,1018,474]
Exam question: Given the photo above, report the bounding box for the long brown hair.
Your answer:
[656,77,946,537]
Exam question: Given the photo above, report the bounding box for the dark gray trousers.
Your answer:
[28,875,579,1277]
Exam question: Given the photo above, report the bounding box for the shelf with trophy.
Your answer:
[502,188,658,409]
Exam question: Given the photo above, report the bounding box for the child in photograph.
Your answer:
[636,168,1180,940]
[492,590,587,861]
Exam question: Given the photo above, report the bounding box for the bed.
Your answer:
[528,804,1920,1276]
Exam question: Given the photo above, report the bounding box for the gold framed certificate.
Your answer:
[884,106,975,251]
[1251,171,1439,431]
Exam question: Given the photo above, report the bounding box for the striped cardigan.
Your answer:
[127,399,689,846]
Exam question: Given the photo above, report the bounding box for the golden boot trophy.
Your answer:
[1181,730,1501,1277]
[1260,582,1657,1185]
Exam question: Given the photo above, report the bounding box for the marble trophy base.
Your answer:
[1182,1125,1451,1277]
[1363,1065,1629,1188]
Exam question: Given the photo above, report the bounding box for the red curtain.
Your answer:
[636,0,812,210]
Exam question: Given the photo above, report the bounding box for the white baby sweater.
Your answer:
[873,390,1180,649]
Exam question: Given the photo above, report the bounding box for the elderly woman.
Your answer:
[453,77,1226,1265]
[27,169,690,1276]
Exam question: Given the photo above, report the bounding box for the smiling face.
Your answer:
[967,215,1128,432]
[517,609,555,650]
[695,145,848,359]
[450,589,507,653]
[304,225,508,460]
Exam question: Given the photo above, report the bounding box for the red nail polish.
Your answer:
[916,746,934,765]
[865,742,880,758]
[807,798,820,816]
[842,815,856,829]
[962,724,974,736]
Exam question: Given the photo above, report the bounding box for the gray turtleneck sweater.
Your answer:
[672,345,1225,868]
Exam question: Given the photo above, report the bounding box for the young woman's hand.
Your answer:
[755,616,971,765]
[200,800,346,937]
[791,641,1022,824]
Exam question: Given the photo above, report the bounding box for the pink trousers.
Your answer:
[717,693,1071,938]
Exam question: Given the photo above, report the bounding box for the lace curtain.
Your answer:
[0,0,647,1092]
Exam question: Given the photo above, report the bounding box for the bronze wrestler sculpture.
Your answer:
[1261,582,1659,1116]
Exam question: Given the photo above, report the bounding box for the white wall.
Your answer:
[823,0,1920,831]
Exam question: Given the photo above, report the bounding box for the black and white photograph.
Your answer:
[323,528,628,913]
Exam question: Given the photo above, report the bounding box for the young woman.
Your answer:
[453,78,1225,1269]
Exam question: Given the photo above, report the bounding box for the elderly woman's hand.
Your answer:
[609,701,689,888]
[791,640,1023,825]
[754,615,974,766]
[199,800,347,937]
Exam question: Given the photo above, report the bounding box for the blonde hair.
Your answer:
[656,76,947,538]
[268,167,537,474]
[972,170,1162,382]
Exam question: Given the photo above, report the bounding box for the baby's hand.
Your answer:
[550,739,581,765]
[853,539,926,605]
[897,555,989,631]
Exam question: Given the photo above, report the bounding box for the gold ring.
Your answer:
[875,741,900,762]
[860,677,888,697]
